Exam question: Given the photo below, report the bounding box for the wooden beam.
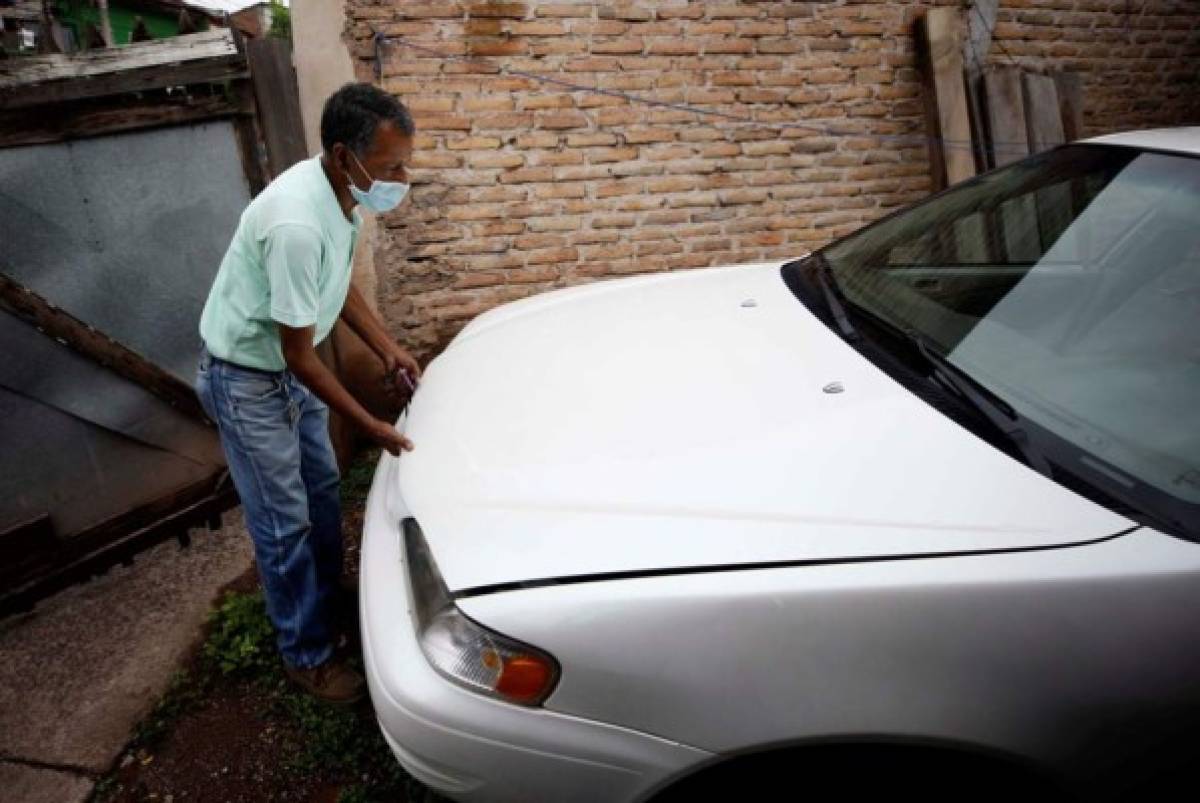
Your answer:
[0,91,243,148]
[1022,73,1066,153]
[919,7,976,189]
[245,37,309,177]
[231,84,270,196]
[1053,71,1085,142]
[963,0,999,74]
[0,29,247,110]
[0,272,210,424]
[0,480,238,615]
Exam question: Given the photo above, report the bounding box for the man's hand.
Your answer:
[382,344,422,401]
[370,419,414,456]
[279,323,416,455]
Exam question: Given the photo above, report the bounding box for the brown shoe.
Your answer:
[284,657,366,705]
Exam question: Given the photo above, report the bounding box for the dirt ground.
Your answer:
[90,450,442,803]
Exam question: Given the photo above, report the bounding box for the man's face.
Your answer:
[339,119,414,191]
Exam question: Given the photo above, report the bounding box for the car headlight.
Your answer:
[402,518,560,706]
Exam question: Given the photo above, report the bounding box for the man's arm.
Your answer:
[279,323,412,455]
[340,284,421,380]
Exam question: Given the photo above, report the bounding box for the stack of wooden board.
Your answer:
[918,7,1085,188]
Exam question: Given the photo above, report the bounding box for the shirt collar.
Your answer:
[313,154,358,230]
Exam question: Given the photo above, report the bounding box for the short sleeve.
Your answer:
[263,224,324,328]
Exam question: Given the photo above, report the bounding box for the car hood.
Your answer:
[396,263,1133,592]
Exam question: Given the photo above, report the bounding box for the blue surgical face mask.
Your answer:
[347,150,409,213]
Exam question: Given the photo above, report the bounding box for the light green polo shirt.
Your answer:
[199,155,360,371]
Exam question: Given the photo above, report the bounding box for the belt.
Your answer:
[202,346,285,377]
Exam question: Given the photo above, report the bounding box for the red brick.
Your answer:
[520,95,576,110]
[536,4,592,17]
[498,166,555,184]
[526,247,579,265]
[703,38,755,54]
[463,95,515,112]
[515,132,560,148]
[511,20,568,35]
[398,4,465,19]
[592,214,638,228]
[529,150,586,166]
[467,38,528,57]
[539,112,590,129]
[412,152,461,169]
[591,38,646,54]
[467,3,528,19]
[532,182,587,199]
[476,112,536,129]
[507,267,560,283]
[587,146,641,163]
[469,152,525,168]
[623,127,676,144]
[415,114,473,130]
[407,96,455,113]
[709,6,761,19]
[648,39,701,55]
[580,243,635,260]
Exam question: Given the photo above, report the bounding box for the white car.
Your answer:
[360,129,1200,802]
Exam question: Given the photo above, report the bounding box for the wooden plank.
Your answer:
[919,7,976,189]
[246,36,309,177]
[231,80,270,196]
[963,0,999,74]
[0,514,54,557]
[0,29,236,86]
[982,67,1030,167]
[0,91,242,148]
[1053,71,1085,142]
[0,30,246,110]
[0,272,210,424]
[1022,72,1065,153]
[0,480,238,615]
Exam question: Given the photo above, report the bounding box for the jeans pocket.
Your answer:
[226,372,283,405]
[195,369,217,422]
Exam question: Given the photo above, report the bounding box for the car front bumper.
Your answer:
[359,453,711,803]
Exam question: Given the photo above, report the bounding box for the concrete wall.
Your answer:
[291,0,379,310]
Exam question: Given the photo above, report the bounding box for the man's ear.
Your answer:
[330,143,347,173]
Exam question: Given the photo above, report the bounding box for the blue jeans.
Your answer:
[196,348,341,669]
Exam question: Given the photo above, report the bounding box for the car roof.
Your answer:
[1082,127,1200,157]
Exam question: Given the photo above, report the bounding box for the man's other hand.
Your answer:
[371,419,414,456]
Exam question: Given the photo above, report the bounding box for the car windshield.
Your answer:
[805,143,1200,539]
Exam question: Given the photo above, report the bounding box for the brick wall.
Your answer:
[342,1,1200,356]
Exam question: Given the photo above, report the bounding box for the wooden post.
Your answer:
[919,7,976,190]
[96,0,115,47]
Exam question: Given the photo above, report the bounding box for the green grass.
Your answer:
[340,448,382,508]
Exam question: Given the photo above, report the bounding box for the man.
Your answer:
[196,83,420,704]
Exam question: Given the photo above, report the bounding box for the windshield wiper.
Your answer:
[910,336,1052,475]
[810,255,859,341]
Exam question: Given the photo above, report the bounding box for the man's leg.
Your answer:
[206,362,333,670]
[293,375,344,627]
